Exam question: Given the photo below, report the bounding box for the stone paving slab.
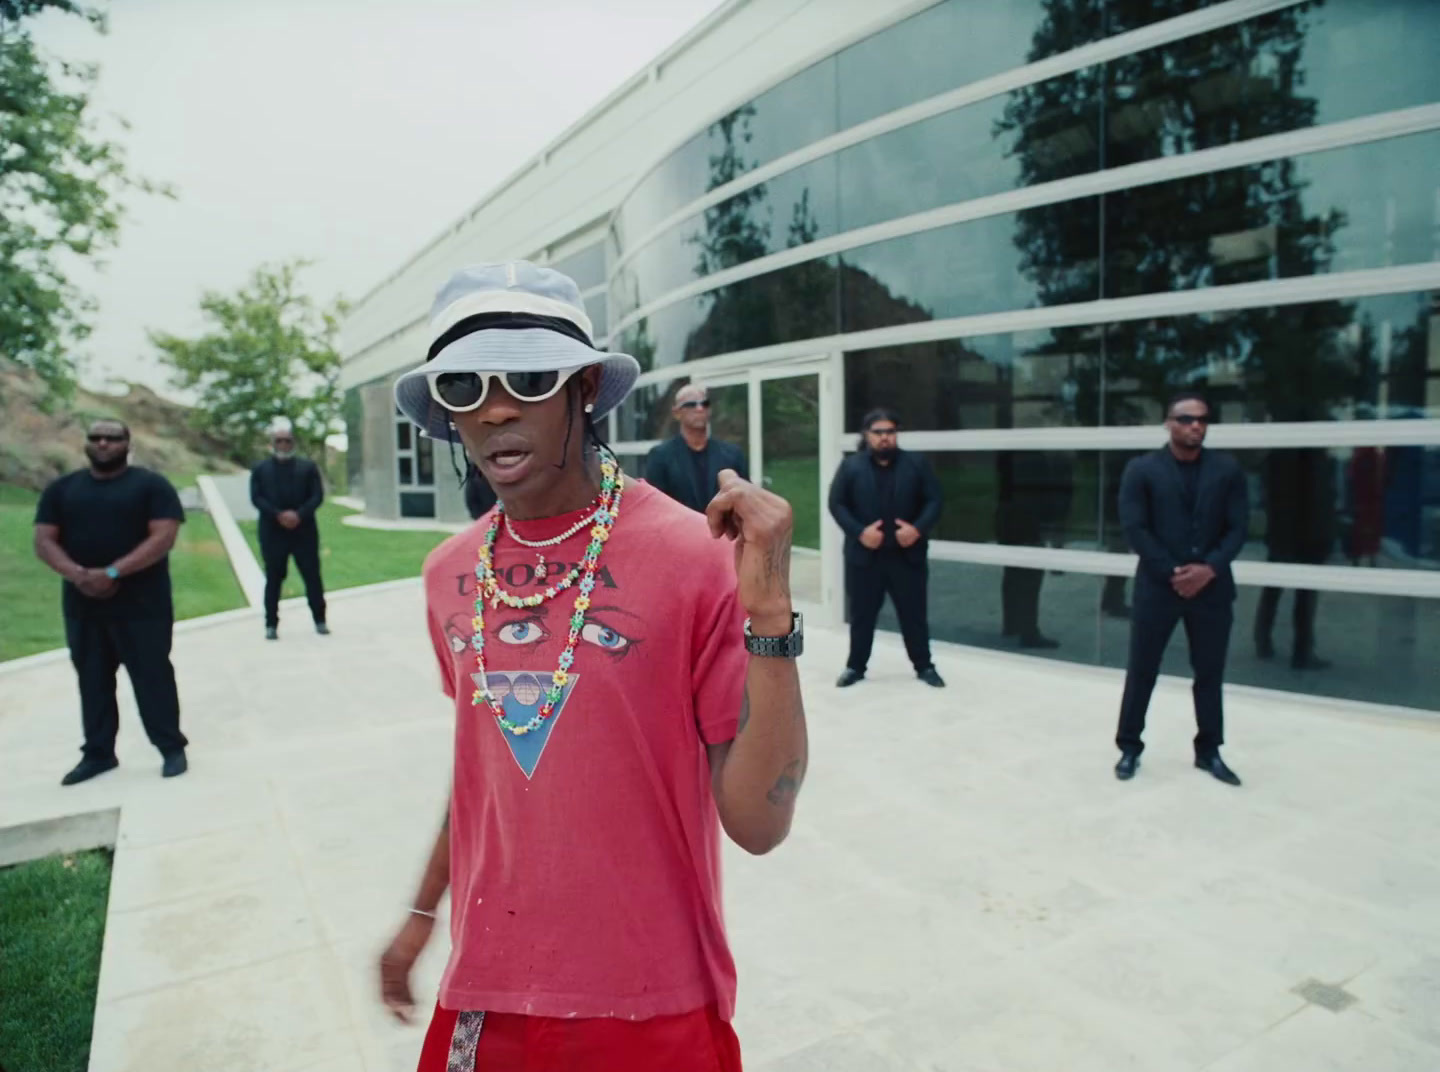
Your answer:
[1,582,1438,1071]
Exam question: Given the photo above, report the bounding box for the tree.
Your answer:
[1,0,168,401]
[150,261,346,464]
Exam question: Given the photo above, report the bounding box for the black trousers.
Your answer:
[1001,566,1044,640]
[260,525,326,629]
[66,615,187,760]
[1116,585,1232,759]
[1254,587,1318,660]
[846,554,933,673]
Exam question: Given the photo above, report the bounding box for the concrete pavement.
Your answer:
[1,582,1438,1071]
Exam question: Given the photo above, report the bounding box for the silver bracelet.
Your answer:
[409,907,437,920]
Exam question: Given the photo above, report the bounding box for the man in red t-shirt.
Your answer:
[379,262,808,1071]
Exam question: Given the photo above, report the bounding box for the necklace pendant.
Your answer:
[535,555,548,581]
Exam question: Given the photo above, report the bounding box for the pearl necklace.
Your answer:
[502,501,598,580]
[472,450,623,736]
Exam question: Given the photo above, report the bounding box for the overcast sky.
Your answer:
[31,0,722,396]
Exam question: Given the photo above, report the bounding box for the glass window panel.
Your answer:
[345,385,366,493]
[395,421,412,451]
[1097,579,1440,710]
[415,434,435,487]
[705,383,750,456]
[585,293,608,341]
[881,559,1107,667]
[842,202,1103,334]
[614,380,680,443]
[1103,133,1440,301]
[617,0,1440,305]
[845,328,1102,433]
[1104,290,1440,424]
[614,156,839,316]
[837,0,1087,129]
[615,60,837,254]
[761,375,821,549]
[913,451,1101,548]
[552,244,606,291]
[904,560,1440,711]
[862,443,1440,572]
[397,456,414,485]
[846,291,1440,434]
[400,491,436,519]
[618,257,840,370]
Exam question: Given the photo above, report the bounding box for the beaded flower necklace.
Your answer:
[471,449,624,736]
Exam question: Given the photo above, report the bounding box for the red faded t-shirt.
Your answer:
[422,480,746,1021]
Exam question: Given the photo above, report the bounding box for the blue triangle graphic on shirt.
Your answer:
[471,670,578,780]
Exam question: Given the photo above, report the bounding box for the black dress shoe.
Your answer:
[315,622,330,636]
[835,668,864,688]
[1114,753,1139,781]
[1196,754,1241,786]
[61,755,118,786]
[162,751,188,778]
[265,626,278,641]
[1102,603,1131,620]
[917,667,946,688]
[1019,634,1060,650]
[1291,654,1331,671]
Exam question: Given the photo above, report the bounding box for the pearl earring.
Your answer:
[584,403,595,413]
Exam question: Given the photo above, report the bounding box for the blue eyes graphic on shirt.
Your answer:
[497,619,547,645]
[492,616,634,657]
[582,623,629,652]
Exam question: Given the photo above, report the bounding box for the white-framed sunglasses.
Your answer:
[426,367,578,413]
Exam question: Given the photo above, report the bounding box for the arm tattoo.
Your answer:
[766,759,804,806]
[737,685,751,734]
[763,542,791,588]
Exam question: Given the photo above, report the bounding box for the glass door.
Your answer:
[692,356,842,618]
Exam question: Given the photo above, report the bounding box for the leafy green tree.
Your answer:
[150,261,346,464]
[1,0,168,401]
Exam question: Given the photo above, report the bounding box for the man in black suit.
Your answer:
[828,408,945,688]
[1114,393,1248,786]
[645,383,748,512]
[250,423,328,640]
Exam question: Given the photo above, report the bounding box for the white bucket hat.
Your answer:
[393,261,639,442]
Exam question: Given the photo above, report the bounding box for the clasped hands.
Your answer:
[73,567,118,599]
[859,519,920,550]
[1171,563,1216,599]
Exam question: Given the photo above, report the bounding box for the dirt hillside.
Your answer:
[0,359,241,491]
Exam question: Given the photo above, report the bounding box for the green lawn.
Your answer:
[764,455,822,550]
[238,500,450,598]
[0,484,247,662]
[0,850,112,1072]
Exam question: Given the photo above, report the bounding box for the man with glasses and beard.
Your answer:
[33,419,189,784]
[645,383,748,513]
[250,420,328,640]
[1114,392,1249,787]
[828,408,945,689]
[378,262,806,1071]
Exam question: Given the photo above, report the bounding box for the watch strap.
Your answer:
[744,613,803,658]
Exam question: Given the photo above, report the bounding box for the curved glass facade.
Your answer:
[604,0,1440,710]
[612,0,1440,327]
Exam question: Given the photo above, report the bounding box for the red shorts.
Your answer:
[416,1002,742,1072]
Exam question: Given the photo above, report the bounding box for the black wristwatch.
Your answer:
[744,613,804,658]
